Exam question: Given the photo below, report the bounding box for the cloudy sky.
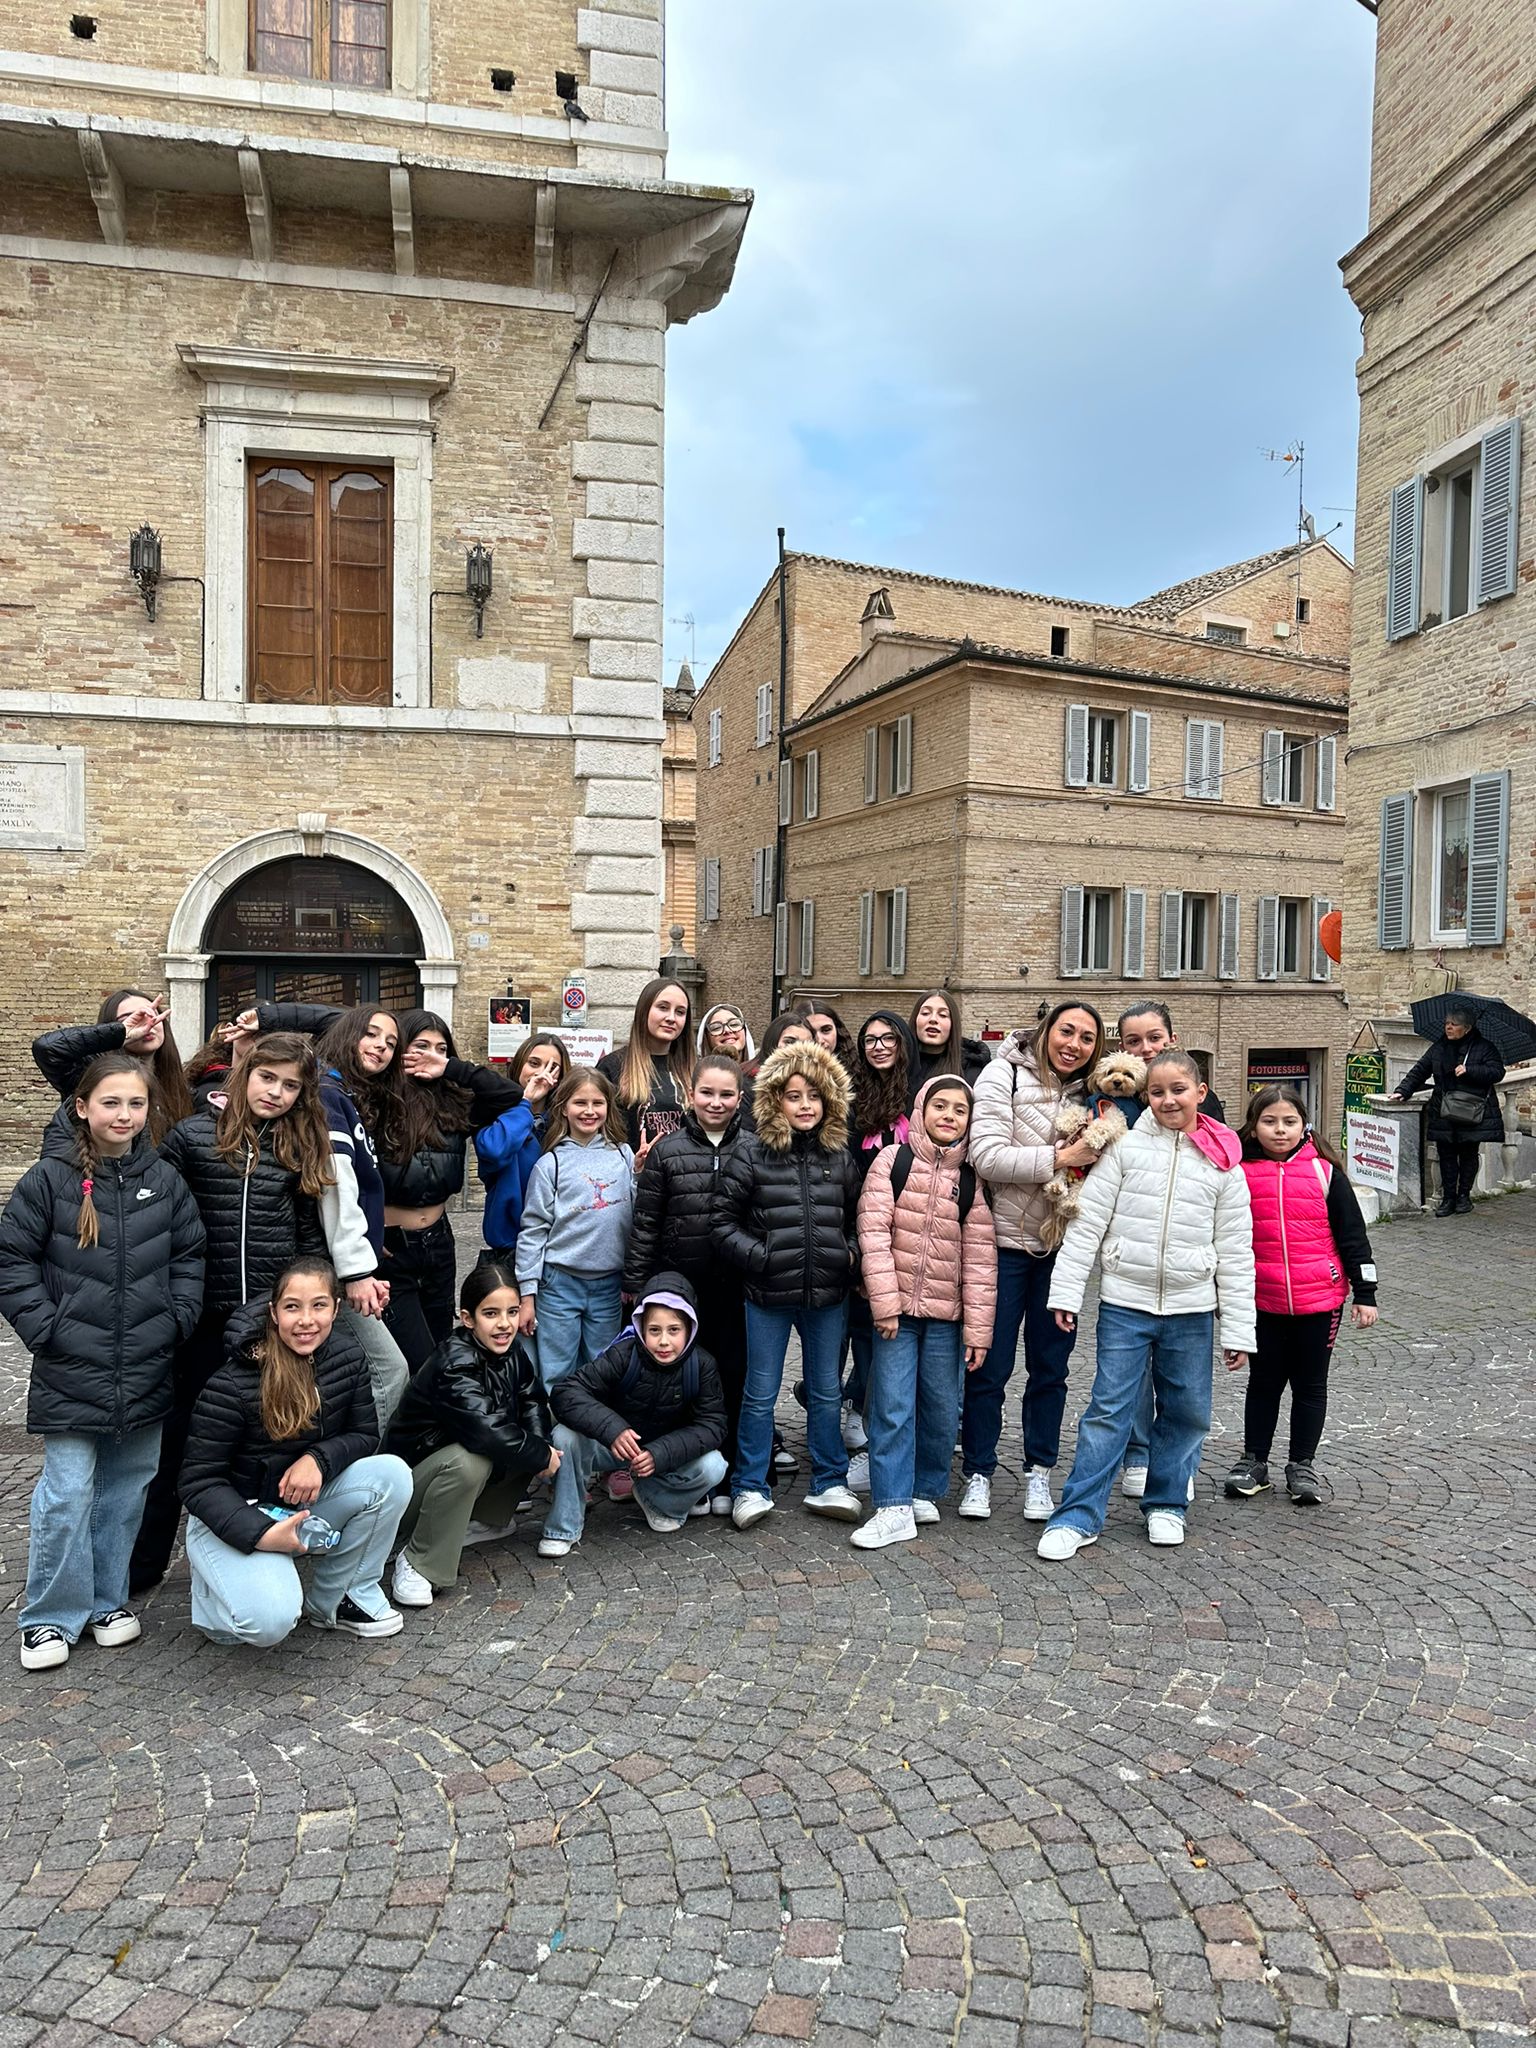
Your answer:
[661,0,1378,683]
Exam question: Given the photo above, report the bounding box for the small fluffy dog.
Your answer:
[1040,1050,1148,1249]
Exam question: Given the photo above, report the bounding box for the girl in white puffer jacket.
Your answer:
[1038,1050,1255,1560]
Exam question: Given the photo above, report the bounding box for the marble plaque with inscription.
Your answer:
[0,744,86,850]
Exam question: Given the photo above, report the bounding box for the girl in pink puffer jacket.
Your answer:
[851,1076,998,1550]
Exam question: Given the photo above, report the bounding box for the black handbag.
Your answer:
[1439,1086,1486,1128]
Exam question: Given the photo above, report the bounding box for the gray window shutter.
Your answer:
[708,708,721,766]
[1064,703,1090,787]
[750,846,763,916]
[1387,477,1423,641]
[858,890,874,975]
[1466,770,1510,944]
[704,857,720,923]
[1122,887,1146,978]
[764,843,775,906]
[1257,894,1279,980]
[1261,728,1285,805]
[894,713,913,796]
[1315,734,1337,813]
[1218,893,1240,980]
[1128,710,1151,793]
[1159,890,1183,978]
[1207,721,1225,800]
[1474,419,1521,607]
[1059,885,1085,978]
[779,765,792,827]
[774,901,789,975]
[799,899,815,977]
[1378,793,1413,948]
[804,750,819,819]
[1183,720,1203,798]
[1310,896,1333,981]
[864,727,878,804]
[890,887,908,975]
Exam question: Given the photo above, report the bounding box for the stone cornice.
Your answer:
[176,342,455,398]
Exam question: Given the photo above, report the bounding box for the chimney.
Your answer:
[860,585,896,651]
[675,658,695,695]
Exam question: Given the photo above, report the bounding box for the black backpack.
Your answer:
[888,1142,981,1221]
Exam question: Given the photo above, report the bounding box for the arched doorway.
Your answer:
[202,854,424,1032]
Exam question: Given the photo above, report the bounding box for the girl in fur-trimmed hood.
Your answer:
[747,1040,851,1155]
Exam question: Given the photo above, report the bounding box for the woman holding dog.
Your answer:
[962,1002,1104,1525]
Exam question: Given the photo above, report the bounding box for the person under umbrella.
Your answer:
[1391,1002,1505,1216]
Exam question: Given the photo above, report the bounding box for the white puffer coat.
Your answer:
[969,1035,1084,1255]
[1046,1118,1257,1355]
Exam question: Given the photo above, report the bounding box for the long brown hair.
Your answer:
[517,1032,571,1094]
[852,1010,914,1139]
[315,1005,405,1159]
[98,987,193,1141]
[257,1257,338,1439]
[615,978,693,1110]
[71,1054,148,1250]
[1029,999,1105,1084]
[908,988,964,1067]
[1240,1083,1347,1170]
[389,1007,473,1164]
[542,1065,628,1150]
[214,1033,335,1197]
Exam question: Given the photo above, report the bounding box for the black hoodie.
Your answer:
[550,1271,726,1473]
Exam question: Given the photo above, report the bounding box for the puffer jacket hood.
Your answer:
[695,1005,757,1061]
[857,1078,998,1351]
[751,1041,850,1154]
[1188,1114,1243,1172]
[968,1035,1087,1255]
[629,1269,701,1350]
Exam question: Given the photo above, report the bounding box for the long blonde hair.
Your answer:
[615,978,693,1109]
[541,1066,628,1150]
[257,1257,338,1440]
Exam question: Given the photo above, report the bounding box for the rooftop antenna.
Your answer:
[669,610,696,673]
[1262,440,1309,647]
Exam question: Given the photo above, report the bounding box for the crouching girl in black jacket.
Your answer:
[385,1260,560,1605]
[0,1055,205,1672]
[179,1259,412,1647]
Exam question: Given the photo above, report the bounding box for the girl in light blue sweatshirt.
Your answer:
[515,1067,635,1391]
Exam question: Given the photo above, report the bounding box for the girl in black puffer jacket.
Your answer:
[128,1033,334,1596]
[180,1258,412,1648]
[716,1042,861,1530]
[0,1056,205,1672]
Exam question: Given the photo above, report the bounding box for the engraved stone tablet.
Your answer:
[0,745,86,850]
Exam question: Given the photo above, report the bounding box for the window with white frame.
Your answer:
[1432,785,1471,940]
[1059,885,1112,977]
[1181,894,1210,973]
[707,707,722,767]
[1386,418,1522,640]
[863,713,913,801]
[1259,893,1334,981]
[1159,889,1214,977]
[755,682,773,747]
[802,748,820,819]
[1066,705,1151,793]
[1261,729,1310,807]
[1204,620,1246,645]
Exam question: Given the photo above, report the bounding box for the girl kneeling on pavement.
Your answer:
[852,1075,997,1550]
[179,1259,412,1646]
[538,1272,728,1557]
[387,1260,561,1605]
[1039,1050,1255,1560]
[0,1055,206,1672]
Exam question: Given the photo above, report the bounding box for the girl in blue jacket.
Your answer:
[475,1035,570,1259]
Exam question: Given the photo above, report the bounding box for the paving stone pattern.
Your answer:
[0,1194,1533,2047]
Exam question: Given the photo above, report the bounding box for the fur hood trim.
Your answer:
[751,1041,851,1154]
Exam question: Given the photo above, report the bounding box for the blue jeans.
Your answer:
[534,1264,623,1392]
[867,1316,964,1509]
[842,1293,874,1414]
[185,1454,413,1647]
[961,1247,1076,1475]
[737,1301,849,1497]
[542,1425,728,1544]
[1050,1305,1214,1535]
[21,1425,164,1639]
[1124,1368,1155,1471]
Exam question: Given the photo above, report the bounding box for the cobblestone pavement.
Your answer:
[0,1192,1533,2048]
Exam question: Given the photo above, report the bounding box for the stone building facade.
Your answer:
[661,674,697,953]
[694,543,1354,1121]
[0,0,747,1165]
[1340,0,1533,1037]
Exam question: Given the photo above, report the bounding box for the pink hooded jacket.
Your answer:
[856,1077,999,1353]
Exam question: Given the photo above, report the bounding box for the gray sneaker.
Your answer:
[1285,1461,1322,1506]
[1224,1454,1271,1499]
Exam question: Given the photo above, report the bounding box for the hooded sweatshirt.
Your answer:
[514,1132,635,1296]
[549,1271,726,1472]
[695,1005,758,1063]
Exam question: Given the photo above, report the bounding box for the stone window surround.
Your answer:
[209,0,429,101]
[178,343,452,708]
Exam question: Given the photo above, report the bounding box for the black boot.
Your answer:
[1455,1194,1473,1213]
[1434,1195,1456,1217]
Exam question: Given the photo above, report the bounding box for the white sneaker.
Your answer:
[1120,1464,1148,1498]
[537,1536,573,1557]
[391,1554,434,1607]
[463,1518,518,1547]
[1187,1475,1197,1504]
[850,1505,916,1550]
[88,1607,141,1648]
[638,1497,685,1534]
[1146,1510,1186,1546]
[912,1498,940,1525]
[688,1498,712,1519]
[841,1402,868,1452]
[846,1450,871,1494]
[732,1491,774,1530]
[1022,1467,1055,1522]
[805,1485,863,1523]
[1037,1524,1097,1561]
[709,1491,734,1516]
[958,1473,992,1520]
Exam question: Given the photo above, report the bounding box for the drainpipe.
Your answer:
[770,526,789,1016]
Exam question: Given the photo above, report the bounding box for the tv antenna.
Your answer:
[669,610,697,671]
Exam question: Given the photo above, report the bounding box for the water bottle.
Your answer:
[260,1505,342,1552]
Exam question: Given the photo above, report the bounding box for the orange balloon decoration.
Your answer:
[1319,908,1343,964]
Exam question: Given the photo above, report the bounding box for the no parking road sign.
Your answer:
[561,975,588,1019]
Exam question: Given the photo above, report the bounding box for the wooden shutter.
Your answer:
[704,856,720,923]
[889,887,908,975]
[755,683,772,747]
[804,749,819,819]
[1261,728,1285,805]
[750,846,764,916]
[1218,893,1240,980]
[774,901,789,975]
[1386,477,1423,641]
[251,0,388,86]
[248,461,391,707]
[763,843,775,907]
[857,891,874,975]
[1184,719,1221,799]
[1310,896,1333,981]
[799,899,815,977]
[1378,793,1413,948]
[1127,710,1151,793]
[1206,720,1225,800]
[1059,885,1084,978]
[1466,770,1510,944]
[864,727,878,803]
[1122,887,1146,978]
[1315,734,1337,813]
[779,766,793,827]
[1064,703,1090,787]
[1475,420,1521,606]
[893,713,913,796]
[1257,894,1279,980]
[331,0,389,87]
[251,0,317,77]
[1159,890,1183,978]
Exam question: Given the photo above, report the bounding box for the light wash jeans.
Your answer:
[1049,1305,1214,1536]
[185,1453,412,1648]
[866,1316,964,1509]
[341,1302,409,1432]
[737,1300,849,1498]
[541,1424,728,1545]
[533,1264,624,1392]
[21,1424,164,1639]
[1123,1367,1156,1473]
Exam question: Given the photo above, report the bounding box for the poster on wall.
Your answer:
[1346,1112,1400,1194]
[487,996,531,1065]
[549,1026,614,1067]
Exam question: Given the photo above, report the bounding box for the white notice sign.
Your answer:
[1346,1112,1400,1194]
[0,744,85,850]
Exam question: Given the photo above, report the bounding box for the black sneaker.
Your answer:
[309,1595,404,1639]
[20,1625,70,1672]
[1454,1195,1473,1214]
[1434,1196,1456,1217]
[1285,1461,1322,1506]
[771,1433,798,1475]
[1224,1454,1271,1498]
[89,1607,141,1648]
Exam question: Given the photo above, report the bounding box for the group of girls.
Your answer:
[3,971,1380,1671]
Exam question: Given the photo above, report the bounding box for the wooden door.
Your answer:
[248,461,392,705]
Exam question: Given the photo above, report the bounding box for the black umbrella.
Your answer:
[1409,992,1536,1066]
